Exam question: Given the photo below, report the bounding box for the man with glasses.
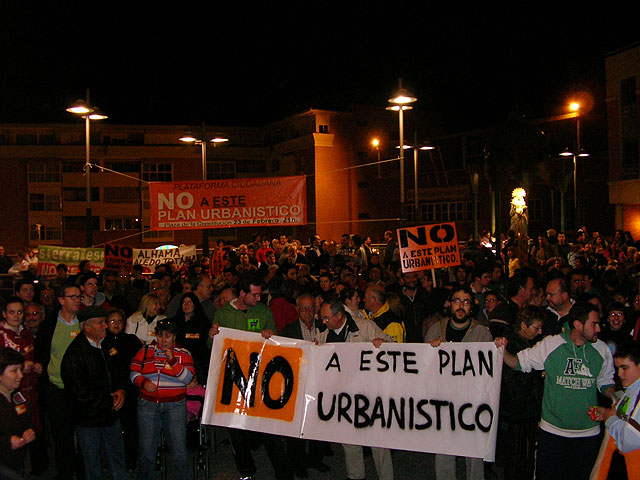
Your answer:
[24,302,45,336]
[34,283,83,479]
[315,297,393,480]
[280,294,330,477]
[426,285,492,480]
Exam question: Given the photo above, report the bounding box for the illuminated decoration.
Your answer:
[510,187,528,238]
[156,245,179,250]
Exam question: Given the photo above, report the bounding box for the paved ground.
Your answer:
[28,424,505,480]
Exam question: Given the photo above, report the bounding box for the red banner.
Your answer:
[149,176,306,231]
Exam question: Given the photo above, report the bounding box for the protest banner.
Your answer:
[104,243,134,272]
[148,176,306,230]
[38,245,104,276]
[201,328,311,438]
[132,245,196,275]
[202,329,502,461]
[397,222,461,273]
[302,340,501,461]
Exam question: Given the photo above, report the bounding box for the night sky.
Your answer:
[2,4,638,132]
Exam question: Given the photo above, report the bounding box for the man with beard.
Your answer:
[426,285,491,479]
[496,302,616,480]
[567,269,586,300]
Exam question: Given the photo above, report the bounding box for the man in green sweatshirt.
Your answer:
[496,301,616,480]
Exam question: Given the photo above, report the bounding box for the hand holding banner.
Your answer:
[203,329,502,461]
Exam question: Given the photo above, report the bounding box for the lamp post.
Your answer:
[387,81,417,211]
[180,126,229,256]
[371,138,381,178]
[411,138,435,216]
[66,93,107,247]
[559,146,590,230]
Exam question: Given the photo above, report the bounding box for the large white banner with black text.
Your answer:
[202,328,503,461]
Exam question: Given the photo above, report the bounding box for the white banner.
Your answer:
[132,245,197,274]
[202,328,502,461]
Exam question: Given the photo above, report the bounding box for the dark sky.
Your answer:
[2,3,638,132]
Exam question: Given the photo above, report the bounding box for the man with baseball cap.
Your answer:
[61,306,128,480]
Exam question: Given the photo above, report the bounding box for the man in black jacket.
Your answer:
[61,306,128,480]
[279,293,330,477]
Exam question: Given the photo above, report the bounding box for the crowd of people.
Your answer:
[1,226,640,479]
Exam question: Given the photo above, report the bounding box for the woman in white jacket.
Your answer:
[125,293,166,344]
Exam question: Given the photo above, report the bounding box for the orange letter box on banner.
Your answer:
[214,338,302,423]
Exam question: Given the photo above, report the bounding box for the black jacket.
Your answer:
[61,332,127,427]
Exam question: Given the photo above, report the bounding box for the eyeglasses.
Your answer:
[28,311,42,316]
[451,298,472,307]
[609,312,624,318]
[299,306,315,311]
[320,312,338,322]
[108,318,123,324]
[64,294,83,300]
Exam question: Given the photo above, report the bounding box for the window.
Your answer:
[16,134,38,145]
[419,202,471,223]
[63,216,100,231]
[207,161,236,179]
[104,162,139,173]
[621,77,639,179]
[318,125,329,133]
[530,198,543,221]
[404,204,416,222]
[103,187,139,203]
[29,193,61,211]
[62,187,100,202]
[29,162,60,183]
[236,159,266,174]
[142,226,174,242]
[62,162,85,173]
[38,134,56,145]
[29,225,61,241]
[142,163,172,182]
[104,217,139,230]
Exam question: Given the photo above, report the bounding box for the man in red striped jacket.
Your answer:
[130,319,194,480]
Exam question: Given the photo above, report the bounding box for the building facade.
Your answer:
[0,106,492,255]
[607,42,640,239]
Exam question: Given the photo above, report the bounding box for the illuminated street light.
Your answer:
[559,146,590,231]
[66,92,107,247]
[387,80,417,209]
[371,138,381,178]
[180,127,229,255]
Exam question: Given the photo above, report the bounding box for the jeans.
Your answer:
[45,383,80,479]
[536,429,601,480]
[75,420,128,480]
[434,454,484,480]
[137,397,192,480]
[343,444,393,480]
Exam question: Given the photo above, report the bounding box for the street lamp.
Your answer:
[560,146,590,229]
[387,81,417,209]
[371,138,383,178]
[411,139,435,215]
[180,128,229,255]
[66,94,108,247]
